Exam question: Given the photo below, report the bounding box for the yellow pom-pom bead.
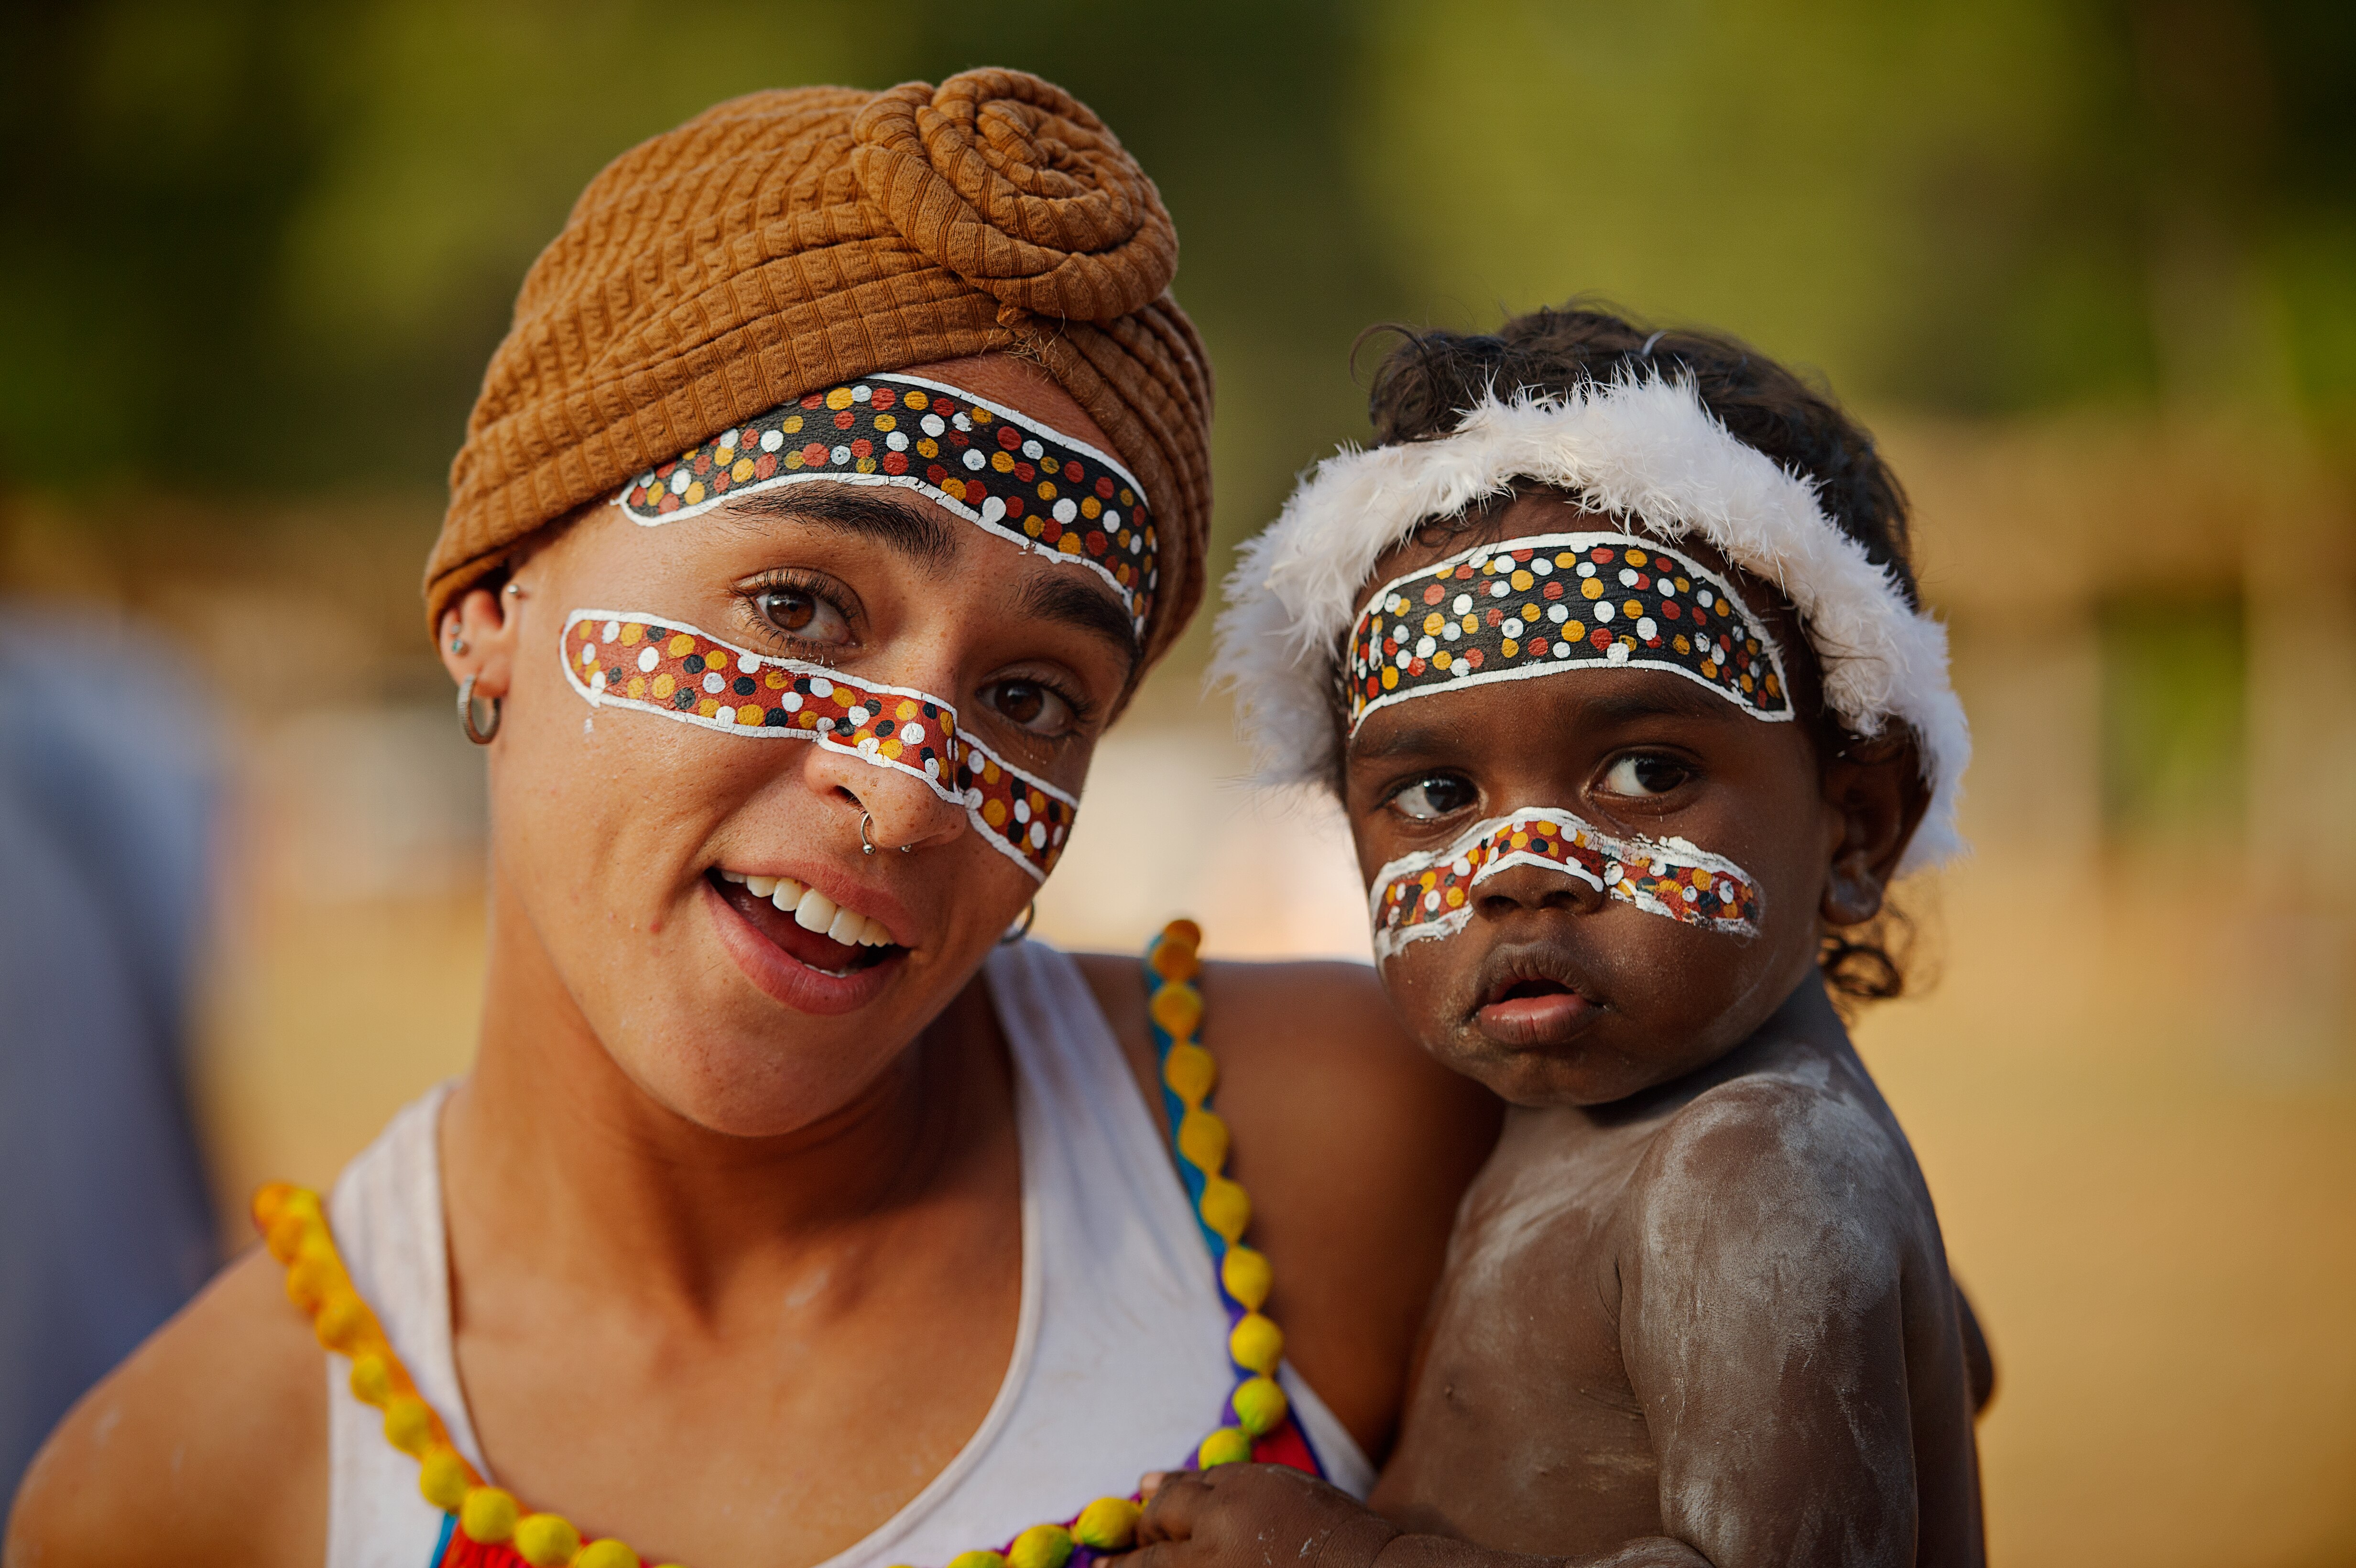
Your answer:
[1160,917,1202,951]
[1221,1245,1272,1311]
[1149,981,1203,1041]
[575,1538,641,1568]
[252,1181,297,1237]
[1008,1523,1075,1568]
[1150,935,1201,983]
[1198,1176,1250,1242]
[419,1447,470,1511]
[349,1352,393,1407]
[946,1552,1008,1568]
[1198,1426,1252,1468]
[1176,1110,1229,1177]
[1073,1496,1142,1551]
[267,1209,314,1266]
[1161,1042,1217,1105]
[285,1248,334,1310]
[314,1291,368,1351]
[460,1487,520,1544]
[383,1395,435,1457]
[1232,1374,1289,1437]
[1229,1311,1283,1374]
[513,1512,581,1567]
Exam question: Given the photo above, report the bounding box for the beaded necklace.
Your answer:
[254,920,1306,1568]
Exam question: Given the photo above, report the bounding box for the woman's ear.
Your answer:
[436,577,523,700]
[1820,731,1932,927]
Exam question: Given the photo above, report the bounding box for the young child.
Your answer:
[1141,308,1988,1567]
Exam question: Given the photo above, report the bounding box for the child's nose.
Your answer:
[1474,859,1603,921]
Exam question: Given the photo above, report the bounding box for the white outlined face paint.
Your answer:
[1367,806,1761,961]
[1344,532,1792,740]
[562,610,1076,882]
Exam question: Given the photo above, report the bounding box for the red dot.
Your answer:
[882,451,908,475]
[753,453,777,479]
[850,438,873,459]
[802,443,827,466]
[1423,584,1445,605]
[998,425,1021,449]
[833,410,854,429]
[871,387,896,411]
[1589,627,1613,651]
[1096,476,1115,500]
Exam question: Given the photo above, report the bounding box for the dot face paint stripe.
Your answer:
[1346,531,1791,735]
[1367,806,1761,960]
[560,609,1074,881]
[614,374,1159,640]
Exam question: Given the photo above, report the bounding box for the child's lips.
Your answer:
[1476,985,1598,1048]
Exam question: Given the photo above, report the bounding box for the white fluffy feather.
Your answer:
[1211,375,1969,872]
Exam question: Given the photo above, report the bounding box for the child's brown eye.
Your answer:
[1391,774,1477,821]
[985,678,1077,738]
[1601,754,1692,797]
[756,587,851,646]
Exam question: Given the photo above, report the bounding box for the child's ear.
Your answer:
[1820,731,1932,926]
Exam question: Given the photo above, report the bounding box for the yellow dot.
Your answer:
[696,697,720,718]
[513,1513,580,1568]
[1623,599,1643,618]
[651,675,674,700]
[1150,981,1203,1039]
[664,633,691,656]
[383,1395,434,1457]
[983,798,1008,827]
[1500,639,1518,659]
[1163,1040,1217,1102]
[1433,651,1452,670]
[737,704,763,725]
[826,386,855,410]
[1445,887,1466,908]
[785,450,807,469]
[992,450,1014,472]
[1080,497,1101,519]
[782,414,804,433]
[1177,1109,1229,1175]
[1626,548,1648,565]
[1232,1374,1289,1436]
[1073,1497,1142,1551]
[1511,569,1533,590]
[1554,552,1577,568]
[1582,579,1603,599]
[1198,1427,1253,1468]
[419,1447,470,1511]
[873,414,896,431]
[904,390,928,409]
[460,1487,519,1544]
[917,438,938,458]
[971,407,993,424]
[731,457,754,481]
[1199,1176,1250,1241]
[1058,534,1082,555]
[1008,1524,1075,1568]
[882,738,904,759]
[1380,666,1399,689]
[1037,480,1058,500]
[683,481,704,505]
[1423,611,1444,635]
[1230,1311,1283,1373]
[626,677,646,699]
[618,623,644,645]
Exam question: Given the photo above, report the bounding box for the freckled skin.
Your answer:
[1113,495,1985,1568]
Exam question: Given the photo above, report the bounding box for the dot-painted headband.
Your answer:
[618,373,1160,640]
[562,610,1077,882]
[1346,531,1790,735]
[1368,806,1761,961]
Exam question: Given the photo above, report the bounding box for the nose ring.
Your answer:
[859,811,914,857]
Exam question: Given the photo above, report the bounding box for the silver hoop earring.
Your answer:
[860,811,878,856]
[1000,900,1036,945]
[457,674,501,745]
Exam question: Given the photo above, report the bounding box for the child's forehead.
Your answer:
[1354,491,1763,622]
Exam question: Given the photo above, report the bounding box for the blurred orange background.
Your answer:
[6,3,2353,1563]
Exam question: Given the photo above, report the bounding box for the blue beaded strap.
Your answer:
[1142,921,1327,1479]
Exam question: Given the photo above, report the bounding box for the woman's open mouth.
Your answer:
[710,869,898,975]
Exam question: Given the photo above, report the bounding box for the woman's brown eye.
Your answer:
[756,588,850,644]
[987,679,1074,737]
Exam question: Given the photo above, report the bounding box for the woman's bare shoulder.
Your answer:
[6,1246,326,1568]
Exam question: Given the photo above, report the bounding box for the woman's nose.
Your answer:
[801,744,968,855]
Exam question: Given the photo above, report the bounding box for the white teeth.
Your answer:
[769,877,805,911]
[861,916,894,947]
[825,906,863,945]
[793,888,837,932]
[744,875,777,897]
[720,870,748,884]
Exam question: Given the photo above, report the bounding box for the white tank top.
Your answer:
[323,941,1373,1568]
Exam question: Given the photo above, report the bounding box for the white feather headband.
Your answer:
[1211,374,1969,873]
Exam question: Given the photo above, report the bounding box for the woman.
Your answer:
[9,70,1495,1568]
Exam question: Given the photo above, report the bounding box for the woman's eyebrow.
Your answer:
[724,487,957,566]
[1015,573,1140,671]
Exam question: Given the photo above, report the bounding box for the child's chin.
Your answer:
[1434,1029,1667,1110]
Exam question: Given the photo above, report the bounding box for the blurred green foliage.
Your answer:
[3,0,2351,549]
[2098,596,2247,839]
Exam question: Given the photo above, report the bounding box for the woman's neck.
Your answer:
[441,879,1012,1324]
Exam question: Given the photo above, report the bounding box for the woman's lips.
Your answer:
[704,876,902,1016]
[1475,984,1598,1048]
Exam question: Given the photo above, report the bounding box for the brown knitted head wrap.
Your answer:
[427,70,1212,671]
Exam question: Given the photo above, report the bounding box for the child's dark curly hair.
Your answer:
[1360,303,1924,1009]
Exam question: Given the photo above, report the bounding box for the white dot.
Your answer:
[669,469,691,494]
[1054,498,1078,523]
[1396,648,1412,670]
[846,705,871,725]
[1423,890,1441,912]
[717,429,739,450]
[1683,885,1700,903]
[903,723,925,744]
[1552,642,1571,659]
[1697,588,1714,606]
[1503,619,1524,638]
[1547,605,1569,624]
[1442,622,1461,642]
[1578,562,1597,577]
[1103,508,1121,528]
[952,413,972,432]
[781,692,803,712]
[851,384,872,402]
[1022,439,1043,459]
[735,654,755,674]
[810,677,833,698]
[1637,617,1658,639]
[1489,581,1509,598]
[637,647,658,673]
[830,445,851,465]
[1415,635,1437,657]
[701,672,723,695]
[579,642,596,665]
[963,449,985,471]
[981,496,1007,523]
[761,428,784,452]
[886,429,909,451]
[1619,568,1638,587]
[1531,558,1553,576]
[922,414,945,437]
[1014,798,1031,824]
[1030,822,1047,848]
[1657,578,1677,599]
[601,619,621,642]
[1595,602,1614,622]
[964,786,984,807]
[1607,642,1631,664]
